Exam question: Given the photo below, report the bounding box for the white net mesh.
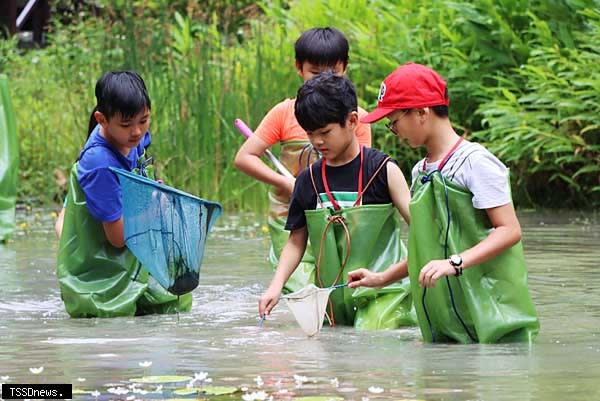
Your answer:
[282,284,335,337]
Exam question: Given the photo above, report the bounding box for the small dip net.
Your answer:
[282,284,345,336]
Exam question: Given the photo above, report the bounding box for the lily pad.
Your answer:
[293,397,344,401]
[174,386,240,396]
[129,375,192,384]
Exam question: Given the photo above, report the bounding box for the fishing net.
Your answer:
[282,284,340,336]
[111,168,222,295]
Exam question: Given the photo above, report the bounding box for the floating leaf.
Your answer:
[129,375,192,384]
[174,385,240,396]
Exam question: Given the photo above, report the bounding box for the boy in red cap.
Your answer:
[348,63,539,343]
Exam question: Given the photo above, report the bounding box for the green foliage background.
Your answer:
[2,0,599,210]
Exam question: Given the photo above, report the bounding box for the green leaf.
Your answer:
[129,375,192,384]
[173,386,240,396]
[573,165,600,178]
[501,88,517,103]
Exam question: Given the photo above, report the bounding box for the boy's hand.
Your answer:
[258,286,282,317]
[418,259,456,288]
[347,269,384,288]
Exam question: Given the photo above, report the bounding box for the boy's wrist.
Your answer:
[379,269,393,287]
[269,278,285,292]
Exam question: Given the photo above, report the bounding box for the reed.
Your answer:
[4,0,599,209]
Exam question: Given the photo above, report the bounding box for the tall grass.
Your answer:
[3,0,599,209]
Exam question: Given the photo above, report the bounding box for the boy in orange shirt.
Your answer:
[235,27,371,293]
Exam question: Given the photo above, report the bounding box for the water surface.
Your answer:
[0,210,598,401]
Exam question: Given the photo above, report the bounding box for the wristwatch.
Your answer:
[449,254,463,276]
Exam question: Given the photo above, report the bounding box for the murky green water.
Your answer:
[1,210,599,401]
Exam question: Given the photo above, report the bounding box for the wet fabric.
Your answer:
[57,164,191,318]
[268,140,318,293]
[0,75,18,242]
[111,167,222,295]
[305,203,415,329]
[409,171,540,343]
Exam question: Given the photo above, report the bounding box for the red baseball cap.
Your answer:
[362,63,449,123]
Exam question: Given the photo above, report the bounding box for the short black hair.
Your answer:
[88,71,151,134]
[295,27,349,69]
[432,105,449,118]
[295,72,357,132]
[432,87,449,117]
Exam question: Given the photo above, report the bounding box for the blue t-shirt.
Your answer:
[77,125,152,222]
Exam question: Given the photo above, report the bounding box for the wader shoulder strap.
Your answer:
[355,155,391,207]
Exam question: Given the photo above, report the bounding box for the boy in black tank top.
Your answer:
[258,73,412,322]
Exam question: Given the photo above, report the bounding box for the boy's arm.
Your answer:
[387,162,411,224]
[234,135,295,197]
[419,203,521,288]
[258,226,308,316]
[55,208,66,239]
[348,259,409,288]
[103,218,126,248]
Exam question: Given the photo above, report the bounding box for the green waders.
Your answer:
[57,164,191,318]
[304,150,416,329]
[409,171,540,343]
[0,75,18,242]
[268,140,317,293]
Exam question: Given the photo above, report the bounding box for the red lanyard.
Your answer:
[321,146,364,211]
[423,137,464,173]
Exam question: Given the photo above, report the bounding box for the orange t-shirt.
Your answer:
[254,98,372,147]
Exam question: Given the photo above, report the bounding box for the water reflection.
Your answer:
[0,210,599,401]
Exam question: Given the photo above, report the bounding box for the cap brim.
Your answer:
[360,107,396,124]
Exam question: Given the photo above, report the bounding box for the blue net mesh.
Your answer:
[111,168,222,295]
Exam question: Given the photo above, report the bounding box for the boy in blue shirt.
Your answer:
[56,71,191,318]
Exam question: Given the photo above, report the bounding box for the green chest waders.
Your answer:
[408,139,539,343]
[0,75,18,242]
[57,163,191,318]
[304,148,416,329]
[268,140,318,293]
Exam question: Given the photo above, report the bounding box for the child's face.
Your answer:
[296,61,346,81]
[306,112,358,164]
[387,109,426,148]
[96,108,151,151]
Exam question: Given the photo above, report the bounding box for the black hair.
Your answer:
[294,27,349,69]
[432,105,449,118]
[431,87,449,117]
[294,72,357,132]
[87,71,151,135]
